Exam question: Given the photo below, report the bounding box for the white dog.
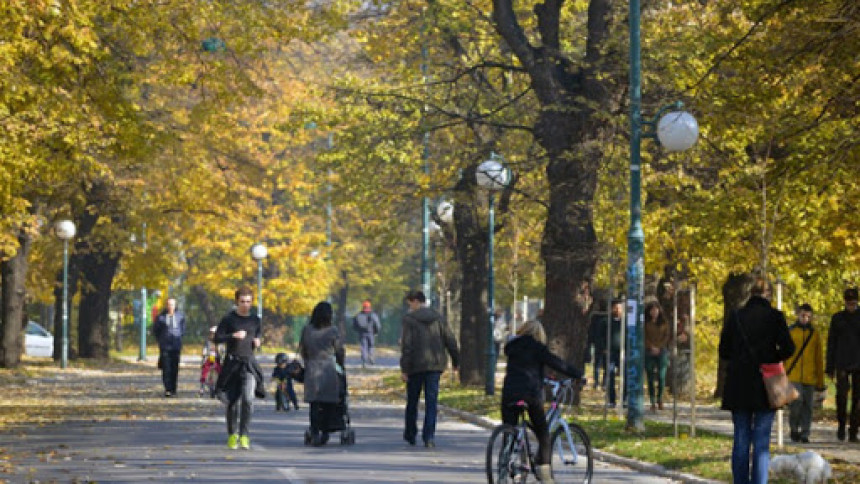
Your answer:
[770,451,832,483]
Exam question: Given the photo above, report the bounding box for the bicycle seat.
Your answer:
[504,400,529,410]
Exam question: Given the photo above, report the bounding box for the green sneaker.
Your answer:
[227,434,239,449]
[239,435,250,450]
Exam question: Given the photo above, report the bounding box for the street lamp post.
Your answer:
[251,243,268,321]
[626,0,700,431]
[476,153,511,396]
[55,220,76,369]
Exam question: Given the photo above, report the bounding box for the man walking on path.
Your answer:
[400,290,459,448]
[353,300,381,367]
[826,287,860,442]
[153,297,185,397]
[786,303,825,443]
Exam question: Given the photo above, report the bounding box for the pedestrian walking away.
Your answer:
[352,300,381,367]
[300,301,346,446]
[719,275,795,484]
[586,301,608,390]
[786,303,826,443]
[152,297,186,397]
[213,286,265,450]
[400,290,459,448]
[826,287,860,442]
[606,299,624,408]
[500,320,584,484]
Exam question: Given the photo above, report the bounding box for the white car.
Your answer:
[25,321,54,358]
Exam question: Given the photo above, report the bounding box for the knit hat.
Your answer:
[845,287,859,302]
[362,300,372,311]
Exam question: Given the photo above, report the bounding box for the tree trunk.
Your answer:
[77,250,120,359]
[190,284,218,327]
[334,273,349,339]
[491,0,614,366]
[453,170,490,386]
[0,229,32,368]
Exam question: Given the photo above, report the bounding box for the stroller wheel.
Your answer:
[342,429,355,445]
[304,430,312,446]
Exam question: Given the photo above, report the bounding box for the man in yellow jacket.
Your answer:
[786,303,825,443]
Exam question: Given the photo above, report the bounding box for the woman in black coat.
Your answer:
[501,321,583,484]
[719,276,795,484]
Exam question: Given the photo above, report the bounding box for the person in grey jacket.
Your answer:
[153,298,186,397]
[399,290,459,448]
[353,300,381,367]
[300,301,345,446]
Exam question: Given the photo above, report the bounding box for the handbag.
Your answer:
[734,312,799,409]
[760,362,799,409]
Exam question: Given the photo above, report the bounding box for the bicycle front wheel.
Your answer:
[550,423,593,483]
[486,424,529,484]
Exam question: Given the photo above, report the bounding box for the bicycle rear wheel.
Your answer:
[550,423,593,483]
[486,424,529,484]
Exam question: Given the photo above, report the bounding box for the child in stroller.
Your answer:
[272,352,301,412]
[199,326,222,398]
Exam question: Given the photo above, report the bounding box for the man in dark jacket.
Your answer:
[606,300,624,407]
[213,286,264,450]
[719,276,794,484]
[826,287,860,442]
[586,304,607,390]
[399,290,459,448]
[153,298,185,397]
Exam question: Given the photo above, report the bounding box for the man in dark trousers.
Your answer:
[353,300,381,367]
[400,290,459,448]
[214,286,264,450]
[607,299,624,408]
[153,297,186,397]
[587,301,608,390]
[826,287,860,442]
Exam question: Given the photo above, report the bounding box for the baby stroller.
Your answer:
[304,371,355,446]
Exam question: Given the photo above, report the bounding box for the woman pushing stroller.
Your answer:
[299,301,346,446]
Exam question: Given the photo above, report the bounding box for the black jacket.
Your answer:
[501,335,583,403]
[215,354,266,404]
[826,308,860,373]
[719,296,795,411]
[400,306,459,375]
[152,311,186,352]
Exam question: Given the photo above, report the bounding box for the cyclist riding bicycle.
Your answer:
[501,320,583,484]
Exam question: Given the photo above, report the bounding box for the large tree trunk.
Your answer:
[0,229,33,368]
[491,0,614,365]
[77,250,120,359]
[453,168,490,386]
[542,143,600,364]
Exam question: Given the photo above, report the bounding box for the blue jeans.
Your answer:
[731,410,775,484]
[359,333,375,364]
[405,371,441,443]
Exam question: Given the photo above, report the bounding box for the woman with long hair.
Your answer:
[643,301,670,411]
[501,320,582,484]
[719,276,794,483]
[299,301,345,446]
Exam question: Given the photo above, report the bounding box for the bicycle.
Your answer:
[486,378,593,483]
